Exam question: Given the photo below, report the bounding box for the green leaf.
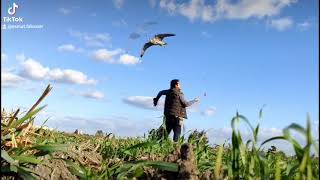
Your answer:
[10,164,18,173]
[1,150,18,166]
[275,159,281,180]
[31,144,69,154]
[134,160,179,172]
[12,155,41,165]
[17,166,37,180]
[299,150,309,173]
[254,124,260,142]
[65,160,86,179]
[133,166,145,177]
[259,104,266,119]
[284,124,306,136]
[123,141,156,151]
[259,136,286,150]
[13,105,47,128]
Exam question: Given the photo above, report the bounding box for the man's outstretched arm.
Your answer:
[179,93,199,107]
[153,90,169,106]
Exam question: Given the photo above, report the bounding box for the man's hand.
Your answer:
[153,98,158,106]
[193,97,200,102]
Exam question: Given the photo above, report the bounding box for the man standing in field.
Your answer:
[153,79,199,142]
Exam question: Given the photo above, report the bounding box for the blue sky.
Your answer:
[1,0,319,154]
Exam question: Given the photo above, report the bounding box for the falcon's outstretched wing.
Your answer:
[140,42,153,57]
[155,33,175,40]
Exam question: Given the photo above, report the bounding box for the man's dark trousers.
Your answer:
[165,115,181,142]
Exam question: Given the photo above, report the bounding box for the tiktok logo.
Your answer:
[8,2,19,16]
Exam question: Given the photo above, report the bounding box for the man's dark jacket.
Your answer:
[154,88,188,119]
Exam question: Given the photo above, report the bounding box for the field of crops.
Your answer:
[1,85,319,180]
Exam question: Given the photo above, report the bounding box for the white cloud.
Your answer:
[58,8,71,15]
[123,96,164,111]
[112,19,128,27]
[1,53,8,61]
[149,0,157,8]
[297,20,311,31]
[47,69,97,85]
[118,54,141,65]
[19,58,97,85]
[160,0,178,14]
[1,70,25,88]
[68,29,111,48]
[201,106,217,116]
[206,126,298,155]
[35,115,160,137]
[93,34,111,42]
[160,0,214,22]
[179,0,215,22]
[215,0,297,20]
[20,58,50,80]
[92,49,140,66]
[2,53,8,62]
[201,31,212,38]
[57,44,83,53]
[267,17,293,31]
[159,0,297,22]
[92,48,123,63]
[80,90,105,100]
[207,126,283,145]
[57,44,76,52]
[113,0,124,9]
[16,53,26,62]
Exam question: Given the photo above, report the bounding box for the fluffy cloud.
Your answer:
[58,8,71,15]
[92,49,140,66]
[68,29,111,47]
[20,58,49,80]
[92,48,123,63]
[57,44,83,53]
[1,70,25,88]
[201,106,216,116]
[267,17,293,31]
[16,53,26,61]
[113,0,124,9]
[160,0,215,22]
[123,96,164,111]
[160,0,178,14]
[112,19,128,27]
[149,0,157,8]
[297,20,311,31]
[118,54,141,65]
[159,0,297,22]
[128,21,158,40]
[19,58,97,85]
[201,31,212,38]
[47,69,97,85]
[215,0,297,20]
[206,126,303,155]
[179,0,215,22]
[1,53,8,62]
[34,115,160,137]
[81,90,105,100]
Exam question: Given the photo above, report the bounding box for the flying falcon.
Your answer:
[140,33,175,57]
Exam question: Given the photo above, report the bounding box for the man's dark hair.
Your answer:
[170,79,179,89]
